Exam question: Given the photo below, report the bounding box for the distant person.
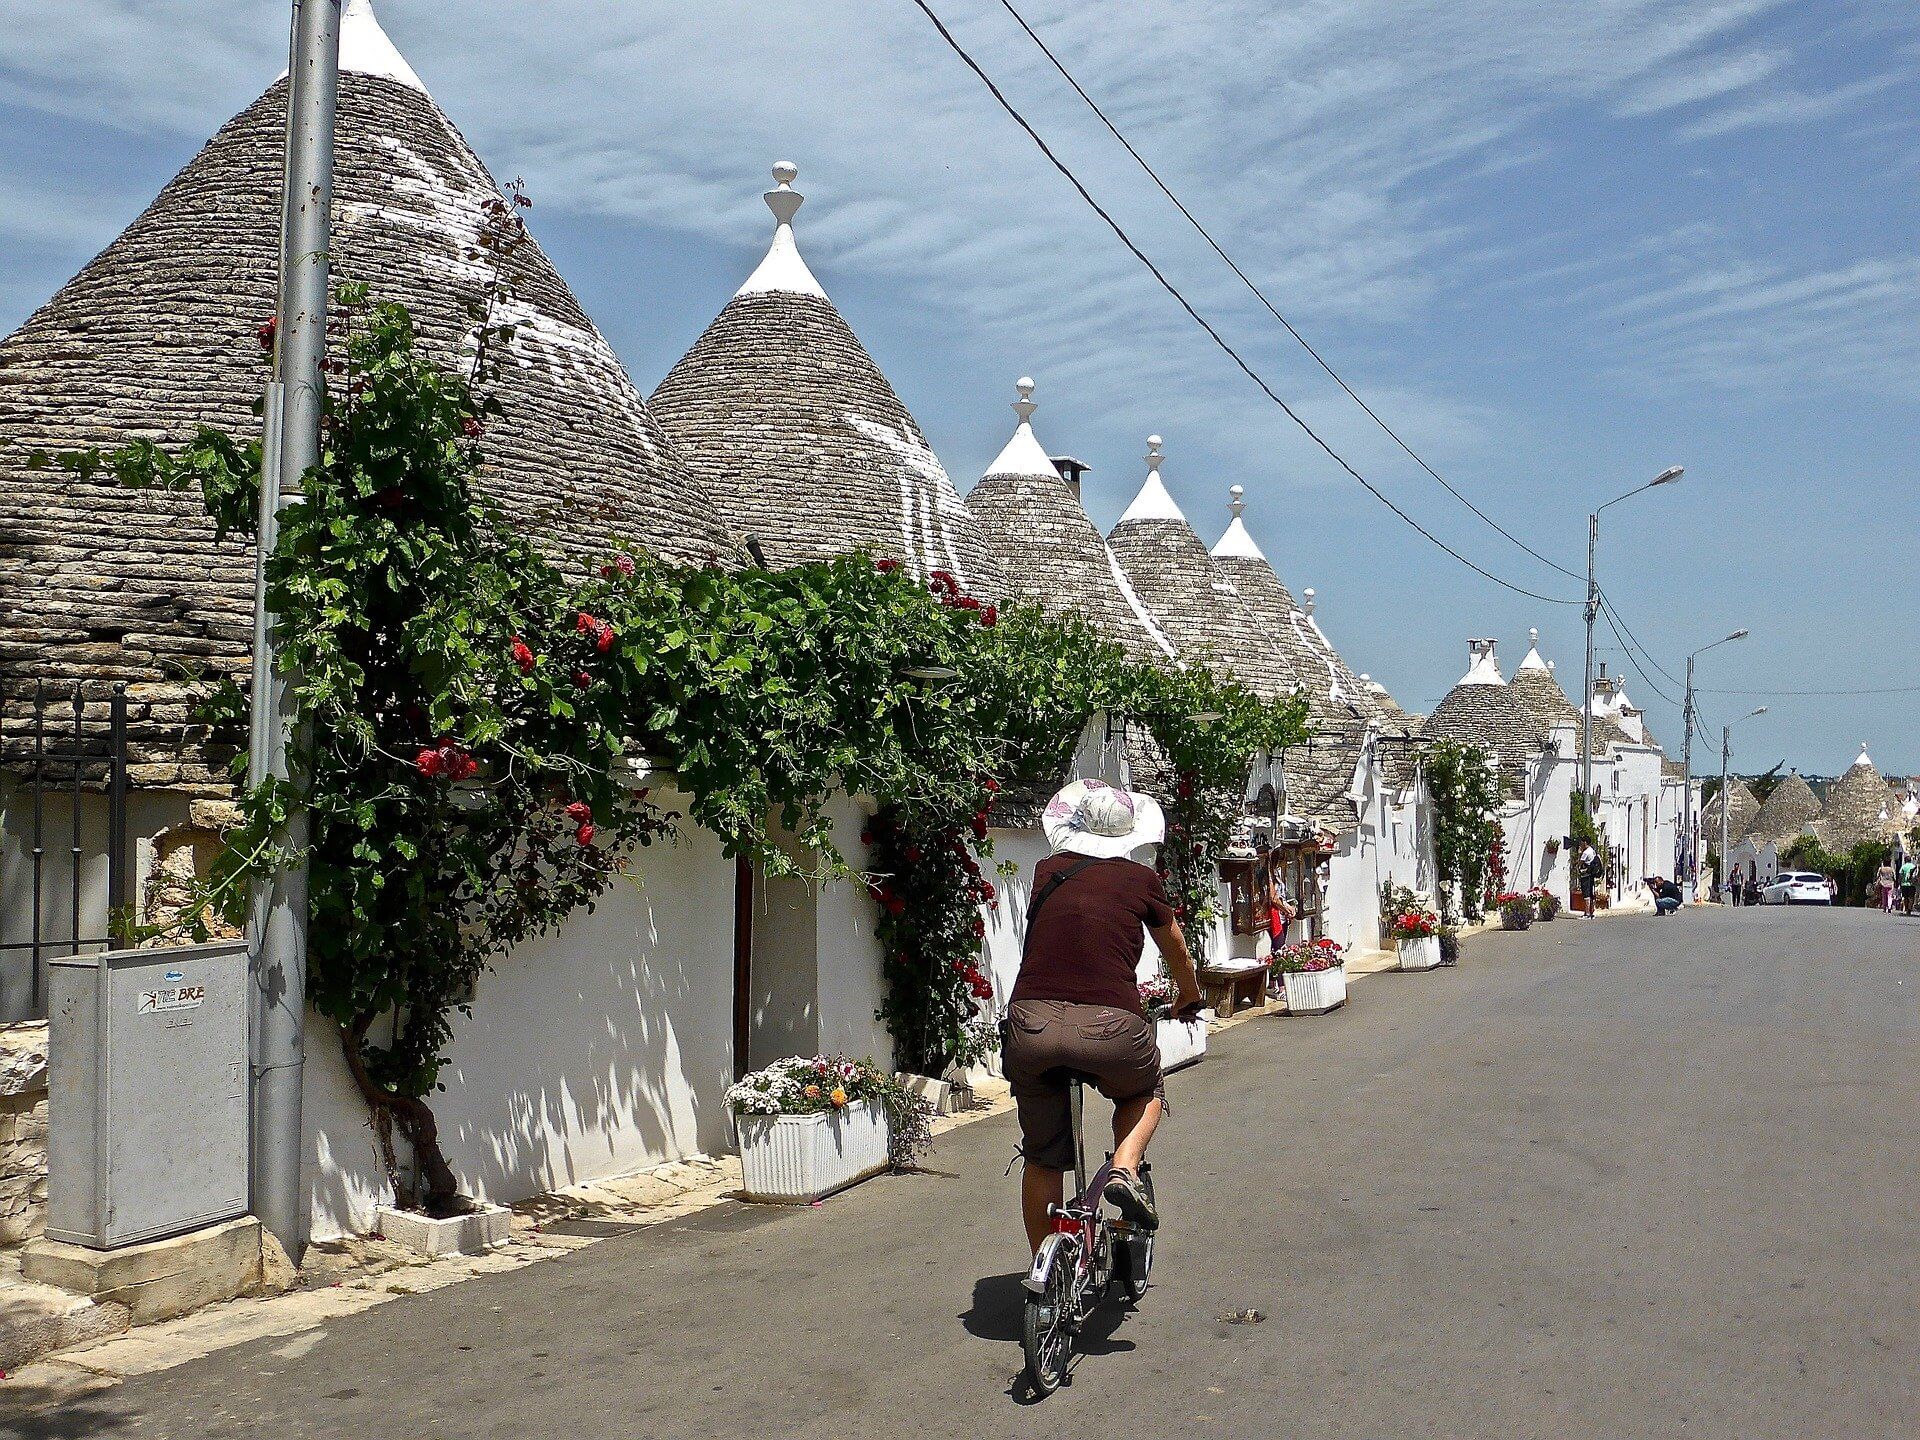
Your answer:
[1743,872,1760,906]
[1901,856,1917,916]
[1875,861,1897,912]
[1578,843,1601,916]
[1267,868,1296,948]
[1651,876,1682,916]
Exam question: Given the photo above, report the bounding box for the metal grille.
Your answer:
[2,681,133,1015]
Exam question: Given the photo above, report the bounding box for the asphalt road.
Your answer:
[18,905,1920,1439]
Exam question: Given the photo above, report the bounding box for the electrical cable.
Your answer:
[994,0,1588,588]
[906,0,1582,607]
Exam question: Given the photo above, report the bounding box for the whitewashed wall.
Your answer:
[305,781,734,1240]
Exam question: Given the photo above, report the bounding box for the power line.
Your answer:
[1595,601,1680,709]
[907,0,1582,608]
[994,0,1588,589]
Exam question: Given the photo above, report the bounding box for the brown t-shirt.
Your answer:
[1010,854,1176,1017]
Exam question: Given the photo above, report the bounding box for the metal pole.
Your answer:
[1581,511,1597,819]
[1728,733,1743,902]
[1681,655,1695,901]
[30,681,45,1014]
[250,0,340,1265]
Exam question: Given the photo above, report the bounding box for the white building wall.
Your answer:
[302,778,739,1241]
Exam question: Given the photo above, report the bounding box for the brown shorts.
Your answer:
[1002,998,1165,1171]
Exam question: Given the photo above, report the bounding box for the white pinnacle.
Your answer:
[1518,626,1550,673]
[285,0,427,93]
[982,376,1062,481]
[736,161,828,300]
[1854,743,1874,770]
[1211,482,1266,560]
[1118,436,1186,524]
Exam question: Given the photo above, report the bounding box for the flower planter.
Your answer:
[1536,906,1557,922]
[1396,936,1441,972]
[1282,964,1347,1015]
[735,1100,890,1205]
[1501,912,1532,931]
[374,1203,511,1258]
[1155,1017,1208,1072]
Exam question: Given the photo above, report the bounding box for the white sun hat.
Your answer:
[1042,778,1166,860]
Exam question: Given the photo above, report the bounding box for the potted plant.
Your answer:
[1275,936,1348,1015]
[727,1055,934,1204]
[1139,971,1207,1071]
[1497,891,1533,931]
[1530,886,1560,922]
[1387,906,1442,971]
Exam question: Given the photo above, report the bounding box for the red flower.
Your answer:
[575,823,596,847]
[614,553,636,578]
[970,814,989,840]
[885,896,907,917]
[594,621,616,654]
[573,670,592,689]
[461,416,484,439]
[415,748,443,778]
[565,801,593,824]
[929,569,956,592]
[983,777,1000,794]
[257,317,277,352]
[980,604,998,628]
[859,829,874,846]
[510,636,535,674]
[971,917,985,938]
[875,558,900,574]
[576,611,597,634]
[955,595,981,612]
[979,879,996,902]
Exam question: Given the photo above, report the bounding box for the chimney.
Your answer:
[1303,587,1316,618]
[1051,455,1091,500]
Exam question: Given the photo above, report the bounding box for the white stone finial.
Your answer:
[737,160,826,299]
[1530,627,1539,646]
[983,375,1059,481]
[1303,587,1317,617]
[1118,435,1185,525]
[1229,484,1245,520]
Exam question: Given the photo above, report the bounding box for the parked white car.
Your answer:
[1760,871,1833,905]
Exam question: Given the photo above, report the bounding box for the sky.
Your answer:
[3,0,1916,776]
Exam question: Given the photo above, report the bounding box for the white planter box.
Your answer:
[1396,936,1441,971]
[374,1204,511,1258]
[1155,1017,1208,1072]
[1282,964,1348,1015]
[734,1100,890,1205]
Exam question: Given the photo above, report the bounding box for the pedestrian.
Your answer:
[1267,866,1296,949]
[1901,855,1917,916]
[1743,871,1761,906]
[1003,779,1202,1254]
[1875,860,1897,913]
[1651,875,1683,916]
[1578,842,1601,916]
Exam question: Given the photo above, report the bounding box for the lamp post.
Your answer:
[1681,628,1748,900]
[1718,706,1768,901]
[1581,466,1683,810]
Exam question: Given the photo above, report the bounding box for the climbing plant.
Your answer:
[1425,738,1503,923]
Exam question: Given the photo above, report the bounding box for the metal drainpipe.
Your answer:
[249,0,340,1265]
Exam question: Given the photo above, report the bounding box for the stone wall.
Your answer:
[1,1021,49,1247]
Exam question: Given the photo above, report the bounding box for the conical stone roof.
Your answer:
[651,164,1002,597]
[1105,441,1286,698]
[0,0,735,789]
[1422,642,1538,796]
[965,379,1174,663]
[1207,486,1374,823]
[1701,777,1760,844]
[1815,748,1897,852]
[1749,772,1821,843]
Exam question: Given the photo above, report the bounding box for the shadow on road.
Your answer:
[961,1271,1028,1343]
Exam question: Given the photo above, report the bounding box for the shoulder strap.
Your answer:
[1026,857,1102,926]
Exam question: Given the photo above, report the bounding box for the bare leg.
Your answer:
[1022,1164,1064,1255]
[1111,1094,1163,1174]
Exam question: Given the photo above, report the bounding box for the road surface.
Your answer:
[19,905,1920,1438]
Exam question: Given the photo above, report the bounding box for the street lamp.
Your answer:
[1717,706,1768,902]
[1680,627,1749,899]
[1580,466,1684,809]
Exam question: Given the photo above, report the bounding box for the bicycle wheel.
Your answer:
[1023,1235,1077,1396]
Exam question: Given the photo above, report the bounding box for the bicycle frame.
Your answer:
[1025,1080,1116,1297]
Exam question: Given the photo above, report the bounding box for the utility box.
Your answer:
[44,941,249,1249]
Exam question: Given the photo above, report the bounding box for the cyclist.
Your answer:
[1003,779,1203,1255]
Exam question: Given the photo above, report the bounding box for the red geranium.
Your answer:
[510,636,535,674]
[565,801,592,824]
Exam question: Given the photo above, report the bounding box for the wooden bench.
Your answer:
[1199,961,1271,1019]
